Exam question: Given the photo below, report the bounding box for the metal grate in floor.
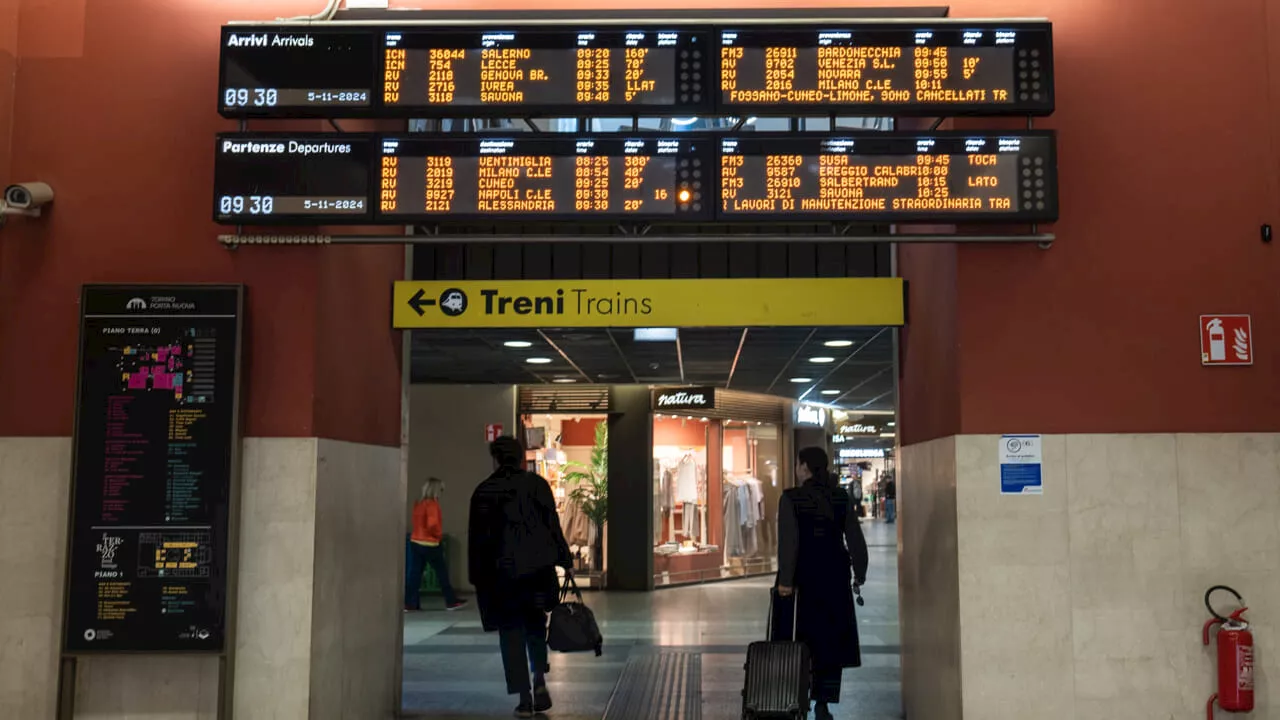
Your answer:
[602,651,702,720]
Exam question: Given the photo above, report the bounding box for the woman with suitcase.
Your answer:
[775,447,870,720]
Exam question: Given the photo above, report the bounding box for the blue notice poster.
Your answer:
[999,434,1043,495]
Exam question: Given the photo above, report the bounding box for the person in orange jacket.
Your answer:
[407,477,467,611]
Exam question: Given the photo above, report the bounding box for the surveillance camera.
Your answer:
[4,182,54,210]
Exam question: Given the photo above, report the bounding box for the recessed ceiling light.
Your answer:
[821,389,840,395]
[823,340,853,348]
[526,357,553,364]
[552,378,577,383]
[790,377,812,383]
[504,340,533,348]
[809,356,836,363]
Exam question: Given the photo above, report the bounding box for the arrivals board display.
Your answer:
[376,135,710,222]
[718,22,1053,115]
[217,21,1054,118]
[212,134,373,224]
[64,286,243,653]
[219,28,376,115]
[382,27,709,116]
[718,131,1057,222]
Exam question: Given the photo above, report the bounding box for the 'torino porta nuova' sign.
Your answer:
[653,387,716,411]
[391,278,906,329]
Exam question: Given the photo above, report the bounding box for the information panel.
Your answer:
[718,132,1057,222]
[718,22,1053,115]
[212,134,373,224]
[381,27,708,115]
[376,135,710,221]
[65,286,243,653]
[219,28,376,116]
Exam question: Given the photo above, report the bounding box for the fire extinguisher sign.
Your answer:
[1201,314,1253,366]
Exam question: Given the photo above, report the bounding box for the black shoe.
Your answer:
[533,686,553,713]
[514,699,534,718]
[814,702,834,720]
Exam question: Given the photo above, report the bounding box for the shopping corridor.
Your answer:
[402,521,901,720]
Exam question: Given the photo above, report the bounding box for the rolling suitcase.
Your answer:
[742,589,810,720]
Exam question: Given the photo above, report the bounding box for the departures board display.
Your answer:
[212,134,373,224]
[212,131,1057,224]
[718,22,1053,115]
[382,27,708,115]
[217,21,1054,118]
[64,286,243,653]
[719,131,1057,222]
[377,135,710,221]
[219,28,376,115]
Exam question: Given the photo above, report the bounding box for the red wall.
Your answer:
[654,417,711,447]
[0,0,402,445]
[4,0,1279,443]
[561,417,605,446]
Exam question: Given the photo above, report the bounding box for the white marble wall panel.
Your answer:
[0,437,72,719]
[310,438,402,720]
[232,437,320,719]
[898,436,962,720]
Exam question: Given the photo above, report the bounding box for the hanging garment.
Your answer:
[724,483,744,557]
[675,456,699,504]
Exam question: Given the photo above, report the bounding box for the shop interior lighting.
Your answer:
[880,432,896,438]
[823,340,854,348]
[527,357,553,364]
[552,378,577,383]
[887,421,896,426]
[790,377,812,383]
[504,340,533,348]
[809,356,836,363]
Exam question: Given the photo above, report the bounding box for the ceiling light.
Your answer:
[526,357,553,364]
[504,340,533,348]
[634,327,679,342]
[700,417,708,422]
[809,356,836,363]
[823,340,853,348]
[821,389,840,395]
[880,432,896,438]
[552,378,577,383]
[790,377,812,383]
[887,421,896,427]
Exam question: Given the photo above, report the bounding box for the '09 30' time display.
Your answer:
[211,136,375,223]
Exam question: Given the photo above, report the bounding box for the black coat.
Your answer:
[468,466,572,632]
[777,480,869,670]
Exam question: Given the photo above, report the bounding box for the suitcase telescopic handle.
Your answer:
[767,588,799,641]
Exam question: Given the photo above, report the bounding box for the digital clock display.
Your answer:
[718,22,1053,115]
[381,27,708,115]
[212,134,373,223]
[219,28,376,117]
[375,135,710,222]
[718,131,1057,222]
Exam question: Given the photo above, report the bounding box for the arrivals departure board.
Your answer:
[381,27,708,116]
[376,135,710,221]
[719,23,1053,115]
[212,134,373,224]
[217,20,1055,118]
[719,132,1057,222]
[219,28,376,116]
[65,286,243,653]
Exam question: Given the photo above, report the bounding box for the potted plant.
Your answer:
[563,421,608,573]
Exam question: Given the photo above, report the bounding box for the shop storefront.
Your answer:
[650,387,789,586]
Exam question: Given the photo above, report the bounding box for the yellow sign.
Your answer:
[392,278,904,329]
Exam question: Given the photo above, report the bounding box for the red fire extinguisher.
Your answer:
[1203,585,1254,719]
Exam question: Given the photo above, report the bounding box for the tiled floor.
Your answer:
[403,520,902,720]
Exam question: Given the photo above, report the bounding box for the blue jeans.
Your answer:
[406,540,458,608]
[884,498,896,523]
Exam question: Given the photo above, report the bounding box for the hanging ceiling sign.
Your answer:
[391,278,905,329]
[795,404,828,426]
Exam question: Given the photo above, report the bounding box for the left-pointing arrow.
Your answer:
[407,289,435,317]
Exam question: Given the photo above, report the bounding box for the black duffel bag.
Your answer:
[547,574,602,656]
